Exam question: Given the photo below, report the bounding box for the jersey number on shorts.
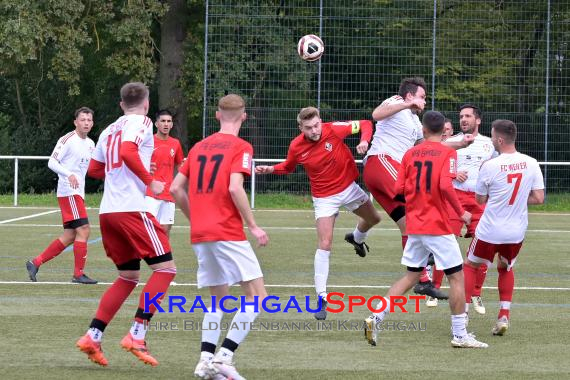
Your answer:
[507,173,522,205]
[413,160,433,193]
[106,131,123,171]
[197,154,224,193]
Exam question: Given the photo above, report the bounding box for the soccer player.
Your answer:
[442,118,454,141]
[170,94,268,380]
[464,119,544,336]
[255,107,381,320]
[26,107,97,284]
[363,111,488,349]
[428,104,497,309]
[364,77,473,300]
[145,109,184,237]
[76,82,176,367]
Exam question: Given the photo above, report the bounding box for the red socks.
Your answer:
[463,262,478,303]
[432,265,444,289]
[473,263,488,297]
[95,277,138,324]
[497,267,514,319]
[137,268,177,316]
[33,239,66,267]
[73,241,87,277]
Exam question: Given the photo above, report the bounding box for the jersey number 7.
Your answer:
[507,173,522,205]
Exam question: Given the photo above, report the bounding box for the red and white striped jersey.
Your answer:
[366,95,424,163]
[475,152,544,243]
[446,133,497,192]
[93,114,154,214]
[49,131,94,198]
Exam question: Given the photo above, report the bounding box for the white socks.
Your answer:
[87,327,103,342]
[314,249,330,298]
[451,313,468,339]
[352,226,368,244]
[202,308,224,347]
[129,320,147,340]
[225,305,259,345]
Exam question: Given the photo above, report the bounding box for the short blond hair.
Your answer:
[120,82,149,108]
[297,107,320,125]
[218,94,245,111]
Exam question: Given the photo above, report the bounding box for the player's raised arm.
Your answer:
[444,133,475,150]
[372,97,423,121]
[229,172,268,247]
[256,141,298,175]
[330,120,373,155]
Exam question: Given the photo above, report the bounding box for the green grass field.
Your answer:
[1,203,569,379]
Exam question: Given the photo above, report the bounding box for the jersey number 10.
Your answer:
[106,132,123,171]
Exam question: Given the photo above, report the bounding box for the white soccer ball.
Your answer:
[297,34,325,62]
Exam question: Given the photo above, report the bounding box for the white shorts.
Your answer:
[145,196,175,225]
[402,234,463,271]
[312,182,369,220]
[192,241,264,288]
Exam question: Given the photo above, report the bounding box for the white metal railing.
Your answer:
[1,156,569,207]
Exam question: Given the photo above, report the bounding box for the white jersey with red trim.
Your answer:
[446,133,497,192]
[366,95,424,163]
[50,131,95,198]
[93,114,154,214]
[475,152,544,244]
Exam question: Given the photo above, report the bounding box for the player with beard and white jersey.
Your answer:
[427,104,497,311]
[463,119,544,337]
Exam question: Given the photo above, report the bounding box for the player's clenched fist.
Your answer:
[255,165,274,174]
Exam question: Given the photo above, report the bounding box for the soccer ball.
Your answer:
[297,34,325,62]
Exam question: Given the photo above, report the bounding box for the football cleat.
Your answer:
[451,335,489,348]
[209,355,246,380]
[26,260,39,282]
[425,296,438,307]
[76,333,108,366]
[344,233,369,258]
[471,296,486,314]
[314,299,328,320]
[413,281,449,300]
[120,333,158,366]
[364,316,377,346]
[194,358,212,379]
[492,316,509,336]
[72,274,98,284]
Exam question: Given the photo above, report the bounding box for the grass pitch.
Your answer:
[1,206,569,379]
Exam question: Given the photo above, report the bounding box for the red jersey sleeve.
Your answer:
[120,141,153,186]
[440,150,464,216]
[231,141,253,176]
[329,120,373,142]
[273,140,298,175]
[87,159,106,179]
[174,140,184,166]
[179,152,191,177]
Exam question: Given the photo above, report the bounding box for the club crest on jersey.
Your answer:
[325,142,333,152]
[170,148,175,157]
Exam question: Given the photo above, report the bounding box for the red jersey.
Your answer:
[180,132,253,243]
[273,120,373,197]
[146,135,184,201]
[396,141,462,235]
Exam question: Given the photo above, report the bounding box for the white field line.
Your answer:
[2,206,570,216]
[0,281,568,291]
[0,210,59,224]
[0,223,568,234]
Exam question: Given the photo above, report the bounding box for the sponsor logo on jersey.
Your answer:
[242,152,250,169]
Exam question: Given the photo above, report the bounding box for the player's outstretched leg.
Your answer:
[344,232,370,257]
[25,260,39,282]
